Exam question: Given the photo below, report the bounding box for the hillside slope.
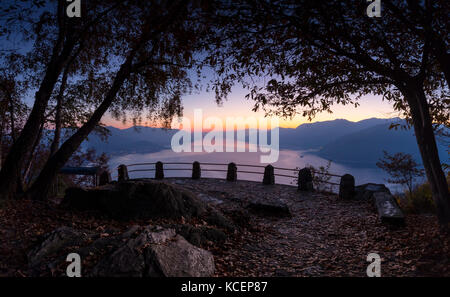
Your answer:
[316,123,448,167]
[279,118,398,150]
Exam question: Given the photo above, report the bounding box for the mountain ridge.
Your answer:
[81,117,448,168]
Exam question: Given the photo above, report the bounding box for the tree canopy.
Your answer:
[207,0,448,125]
[0,0,214,200]
[205,0,449,227]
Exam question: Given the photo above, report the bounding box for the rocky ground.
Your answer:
[0,178,449,277]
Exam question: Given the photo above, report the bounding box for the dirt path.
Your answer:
[166,178,449,277]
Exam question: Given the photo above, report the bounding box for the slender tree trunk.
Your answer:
[403,80,450,229]
[49,68,68,157]
[49,39,84,158]
[8,93,16,143]
[0,36,76,201]
[49,99,61,155]
[22,123,44,187]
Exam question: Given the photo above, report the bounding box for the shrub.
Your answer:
[376,151,424,194]
[309,161,333,193]
[292,160,334,193]
[399,182,435,214]
[399,173,450,214]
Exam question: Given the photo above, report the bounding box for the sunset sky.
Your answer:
[102,85,398,129]
[1,28,398,131]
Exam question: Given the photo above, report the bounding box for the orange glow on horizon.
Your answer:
[101,93,396,130]
[102,113,395,130]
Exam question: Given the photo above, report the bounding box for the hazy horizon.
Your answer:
[101,83,398,129]
[102,115,402,131]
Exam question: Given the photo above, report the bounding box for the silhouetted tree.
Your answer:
[0,0,126,200]
[208,0,450,228]
[0,74,29,188]
[377,151,424,194]
[0,1,213,200]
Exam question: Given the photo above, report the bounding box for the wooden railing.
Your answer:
[114,161,355,197]
[59,166,109,186]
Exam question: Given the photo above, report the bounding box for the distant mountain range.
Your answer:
[278,117,396,150]
[84,126,177,155]
[83,118,449,168]
[306,120,447,167]
[277,117,448,167]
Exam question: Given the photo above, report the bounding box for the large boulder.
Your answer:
[28,225,215,277]
[63,180,235,231]
[143,232,215,277]
[92,226,215,277]
[63,180,206,220]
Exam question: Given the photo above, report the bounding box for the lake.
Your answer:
[108,148,407,193]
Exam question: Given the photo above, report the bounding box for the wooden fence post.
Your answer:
[99,170,112,186]
[263,164,275,185]
[227,162,237,181]
[298,167,314,191]
[117,164,129,182]
[339,174,355,200]
[192,161,201,179]
[155,161,164,179]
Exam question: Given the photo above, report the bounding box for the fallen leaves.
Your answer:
[168,179,450,277]
[0,178,449,277]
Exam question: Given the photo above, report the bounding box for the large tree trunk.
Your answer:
[0,124,3,172]
[3,85,25,195]
[0,117,4,172]
[0,37,76,201]
[26,57,134,201]
[403,80,450,229]
[0,97,8,171]
[431,37,450,88]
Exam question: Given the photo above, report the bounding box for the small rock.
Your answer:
[247,199,292,217]
[354,183,391,201]
[27,227,92,267]
[373,192,405,225]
